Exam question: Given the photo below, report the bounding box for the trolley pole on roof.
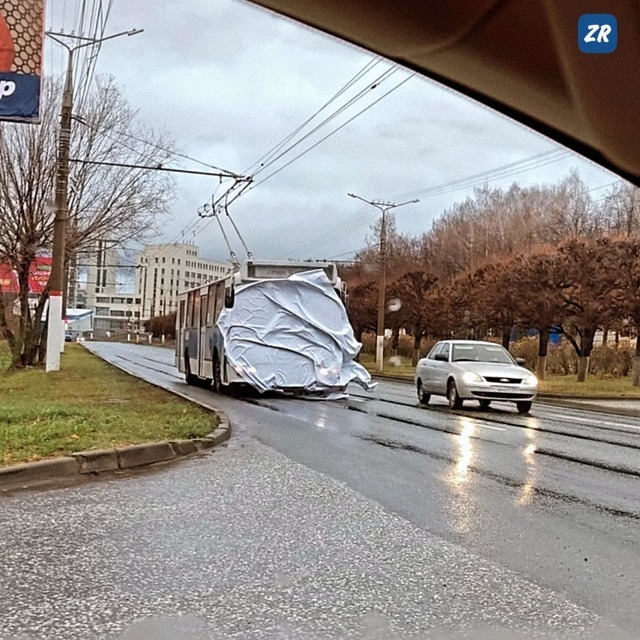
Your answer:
[347,193,419,373]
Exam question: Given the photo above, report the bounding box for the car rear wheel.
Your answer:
[516,401,532,414]
[417,380,430,405]
[447,379,463,409]
[479,399,491,410]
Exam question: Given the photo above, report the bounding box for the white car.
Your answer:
[415,340,538,414]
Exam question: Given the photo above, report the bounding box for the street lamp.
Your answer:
[45,28,143,372]
[348,193,419,372]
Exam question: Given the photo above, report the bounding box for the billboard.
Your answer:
[0,0,44,122]
[0,256,51,294]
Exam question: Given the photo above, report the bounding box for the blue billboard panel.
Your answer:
[0,0,44,123]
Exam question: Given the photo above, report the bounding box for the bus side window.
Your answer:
[215,282,225,320]
[178,300,185,330]
[200,293,208,328]
[193,290,201,329]
[207,284,216,325]
[187,292,194,327]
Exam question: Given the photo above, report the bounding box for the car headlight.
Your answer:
[523,374,538,386]
[462,371,483,384]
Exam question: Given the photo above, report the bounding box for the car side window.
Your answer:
[428,342,450,361]
[426,342,443,360]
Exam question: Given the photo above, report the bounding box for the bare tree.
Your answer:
[65,75,175,255]
[601,182,640,235]
[606,236,640,385]
[0,76,175,369]
[547,170,595,241]
[0,82,57,368]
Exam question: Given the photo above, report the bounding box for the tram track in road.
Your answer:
[92,343,640,481]
[348,390,640,451]
[128,345,640,457]
[361,432,640,521]
[240,389,640,484]
[87,342,640,560]
[105,344,640,452]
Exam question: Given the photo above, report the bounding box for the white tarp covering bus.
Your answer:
[175,260,373,395]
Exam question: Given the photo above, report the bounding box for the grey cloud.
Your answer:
[44,0,614,261]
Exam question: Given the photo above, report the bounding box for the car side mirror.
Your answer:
[434,353,448,362]
[224,288,235,309]
[515,357,526,365]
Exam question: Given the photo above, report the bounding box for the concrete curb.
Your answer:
[0,414,231,492]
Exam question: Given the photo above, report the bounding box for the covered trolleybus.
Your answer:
[175,259,372,395]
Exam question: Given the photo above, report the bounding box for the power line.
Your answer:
[242,55,385,175]
[393,149,570,200]
[326,244,379,260]
[248,73,415,192]
[250,64,400,179]
[69,158,242,178]
[193,65,414,254]
[73,116,242,175]
[273,205,373,258]
[191,61,405,253]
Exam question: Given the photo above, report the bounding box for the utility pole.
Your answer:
[45,28,143,372]
[348,193,419,372]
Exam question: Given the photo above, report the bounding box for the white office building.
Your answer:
[83,242,229,333]
[85,240,118,311]
[136,243,230,322]
[93,293,142,333]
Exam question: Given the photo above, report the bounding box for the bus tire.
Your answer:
[213,352,224,394]
[184,353,198,386]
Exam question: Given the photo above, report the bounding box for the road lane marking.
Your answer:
[542,412,640,430]
[463,421,506,431]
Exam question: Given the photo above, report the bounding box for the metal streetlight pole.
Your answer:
[45,28,143,372]
[348,193,419,372]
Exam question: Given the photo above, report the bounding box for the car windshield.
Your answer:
[451,344,515,364]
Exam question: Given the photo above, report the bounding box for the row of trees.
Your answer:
[344,173,640,383]
[0,76,175,369]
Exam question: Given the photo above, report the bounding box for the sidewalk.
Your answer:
[0,439,619,640]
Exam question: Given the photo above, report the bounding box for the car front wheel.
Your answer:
[417,380,430,405]
[516,401,532,414]
[447,379,463,409]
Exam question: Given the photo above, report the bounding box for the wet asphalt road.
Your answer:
[1,342,639,639]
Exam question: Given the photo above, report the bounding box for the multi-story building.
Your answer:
[83,242,229,333]
[92,293,142,333]
[85,241,118,311]
[136,243,230,323]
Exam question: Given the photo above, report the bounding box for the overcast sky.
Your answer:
[44,0,617,264]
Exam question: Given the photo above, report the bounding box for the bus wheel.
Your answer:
[185,354,198,386]
[213,353,223,394]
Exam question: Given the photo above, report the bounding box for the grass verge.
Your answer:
[359,353,640,397]
[0,343,217,467]
[537,376,640,398]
